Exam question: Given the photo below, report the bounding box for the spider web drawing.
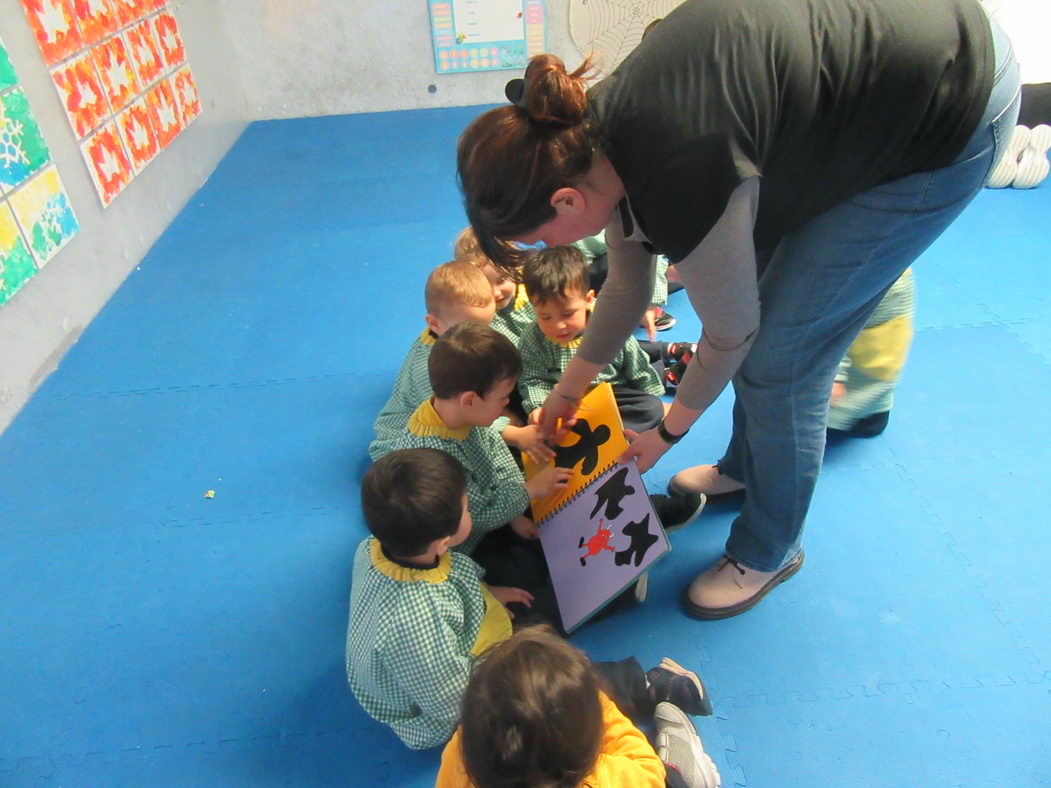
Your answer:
[569,0,686,74]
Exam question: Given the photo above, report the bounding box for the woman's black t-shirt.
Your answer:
[587,0,994,261]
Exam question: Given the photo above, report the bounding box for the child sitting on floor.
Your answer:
[454,227,535,345]
[345,448,531,749]
[436,625,720,788]
[368,261,495,461]
[518,246,667,434]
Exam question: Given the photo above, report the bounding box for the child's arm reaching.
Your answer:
[517,326,558,415]
[502,423,556,464]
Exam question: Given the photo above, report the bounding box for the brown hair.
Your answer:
[457,54,596,272]
[453,226,484,264]
[459,625,605,788]
[428,322,522,400]
[361,448,467,557]
[424,260,493,316]
[522,246,590,306]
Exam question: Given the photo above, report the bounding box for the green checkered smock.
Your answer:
[346,537,511,749]
[572,231,670,306]
[389,399,530,554]
[369,329,435,461]
[517,323,664,415]
[489,284,536,345]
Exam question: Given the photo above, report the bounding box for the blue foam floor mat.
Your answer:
[1,108,1049,787]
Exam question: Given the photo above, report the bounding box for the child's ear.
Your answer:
[433,535,452,556]
[459,391,478,410]
[424,313,442,335]
[585,289,597,306]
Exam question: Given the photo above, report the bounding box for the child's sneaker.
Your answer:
[647,657,713,716]
[655,701,721,788]
[653,306,676,331]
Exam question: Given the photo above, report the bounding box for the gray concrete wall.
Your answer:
[220,0,581,119]
[0,0,251,434]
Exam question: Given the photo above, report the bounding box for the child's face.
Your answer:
[480,263,518,311]
[446,494,473,549]
[532,289,594,344]
[465,377,516,427]
[430,299,497,336]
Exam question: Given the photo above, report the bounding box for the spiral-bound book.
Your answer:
[523,383,670,632]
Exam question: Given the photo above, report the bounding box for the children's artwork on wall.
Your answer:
[523,383,670,631]
[0,35,79,307]
[19,0,201,207]
[429,0,545,73]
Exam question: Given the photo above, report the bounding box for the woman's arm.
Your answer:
[621,177,761,470]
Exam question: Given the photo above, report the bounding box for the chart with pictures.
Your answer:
[429,0,545,73]
[0,36,79,308]
[20,0,202,206]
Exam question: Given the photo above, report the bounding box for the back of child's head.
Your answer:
[454,226,485,265]
[360,448,467,557]
[459,625,604,788]
[429,322,521,399]
[522,246,589,305]
[425,260,493,317]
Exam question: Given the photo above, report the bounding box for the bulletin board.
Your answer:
[429,0,545,73]
[20,0,201,207]
[0,36,79,308]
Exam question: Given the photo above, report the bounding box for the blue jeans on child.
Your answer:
[718,14,1020,572]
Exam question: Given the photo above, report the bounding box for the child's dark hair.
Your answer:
[360,448,467,557]
[459,625,605,788]
[522,246,590,305]
[429,322,522,399]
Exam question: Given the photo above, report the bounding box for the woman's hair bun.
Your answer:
[523,54,593,126]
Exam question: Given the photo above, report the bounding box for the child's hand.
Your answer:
[525,465,573,499]
[487,585,534,618]
[830,381,846,406]
[641,306,658,341]
[527,408,542,425]
[510,515,539,540]
[513,424,555,465]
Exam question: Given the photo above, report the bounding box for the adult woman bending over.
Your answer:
[456,0,1019,619]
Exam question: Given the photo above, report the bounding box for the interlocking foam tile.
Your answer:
[885,324,1051,464]
[1003,314,1051,366]
[911,259,1002,330]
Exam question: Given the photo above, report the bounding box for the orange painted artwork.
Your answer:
[153,12,185,70]
[20,0,83,65]
[71,0,119,46]
[110,0,147,28]
[92,34,140,113]
[117,98,158,172]
[172,66,200,127]
[125,18,164,87]
[144,77,181,149]
[50,52,108,137]
[80,122,133,205]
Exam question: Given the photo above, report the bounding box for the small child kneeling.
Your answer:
[436,625,721,788]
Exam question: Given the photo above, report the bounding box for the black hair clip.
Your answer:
[504,77,529,109]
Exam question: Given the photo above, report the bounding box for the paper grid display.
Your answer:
[21,0,201,206]
[429,0,545,73]
[0,36,79,308]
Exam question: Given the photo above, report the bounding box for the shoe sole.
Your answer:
[668,476,745,504]
[654,702,722,788]
[663,493,707,534]
[658,656,713,715]
[986,124,1031,188]
[681,551,805,620]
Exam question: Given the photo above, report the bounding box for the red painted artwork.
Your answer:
[110,0,146,28]
[91,34,139,113]
[21,0,83,65]
[71,0,119,46]
[80,122,132,205]
[144,77,181,149]
[153,12,184,69]
[117,98,157,171]
[50,52,108,138]
[172,66,199,126]
[125,18,163,87]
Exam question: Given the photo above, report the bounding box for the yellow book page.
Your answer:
[523,382,628,523]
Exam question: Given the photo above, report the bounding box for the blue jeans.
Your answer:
[718,14,1020,572]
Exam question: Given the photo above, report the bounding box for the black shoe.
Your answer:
[650,492,707,533]
[653,307,676,331]
[647,657,713,716]
[828,410,889,438]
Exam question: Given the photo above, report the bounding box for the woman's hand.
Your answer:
[618,427,672,473]
[537,387,580,442]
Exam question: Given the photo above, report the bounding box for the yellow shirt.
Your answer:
[434,692,666,787]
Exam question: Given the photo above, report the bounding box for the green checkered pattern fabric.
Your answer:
[345,538,487,750]
[369,330,434,461]
[572,231,670,306]
[829,269,916,428]
[517,323,664,414]
[489,287,536,344]
[389,413,530,554]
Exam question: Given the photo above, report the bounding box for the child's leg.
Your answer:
[612,386,665,432]
[471,524,563,633]
[593,657,712,721]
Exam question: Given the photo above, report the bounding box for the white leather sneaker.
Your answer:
[668,464,745,503]
[682,552,804,619]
